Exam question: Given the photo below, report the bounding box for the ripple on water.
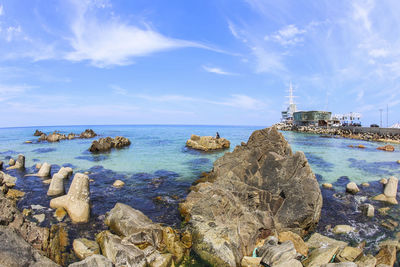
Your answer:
[347,158,400,176]
[304,152,335,172]
[31,148,57,153]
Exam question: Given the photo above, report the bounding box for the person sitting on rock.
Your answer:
[215,132,220,139]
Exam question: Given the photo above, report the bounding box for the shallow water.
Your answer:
[1,125,400,262]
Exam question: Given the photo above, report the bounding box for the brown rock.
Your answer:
[377,145,395,152]
[186,134,230,151]
[6,189,25,199]
[336,246,362,262]
[278,231,308,256]
[47,224,69,266]
[89,136,131,152]
[73,238,100,260]
[375,245,396,266]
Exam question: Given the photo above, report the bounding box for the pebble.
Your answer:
[361,182,370,187]
[322,183,333,189]
[378,207,391,216]
[380,178,388,184]
[112,179,125,188]
[333,225,355,234]
[346,182,359,194]
[33,214,45,223]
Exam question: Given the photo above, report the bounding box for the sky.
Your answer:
[0,0,399,127]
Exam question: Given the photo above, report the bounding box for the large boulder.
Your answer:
[6,154,25,170]
[80,129,97,139]
[50,173,90,223]
[186,134,230,151]
[0,226,59,267]
[47,173,65,196]
[180,126,322,267]
[37,162,52,177]
[69,255,113,267]
[89,136,131,153]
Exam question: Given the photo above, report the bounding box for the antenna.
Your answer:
[379,109,383,127]
[285,82,297,105]
[387,104,389,128]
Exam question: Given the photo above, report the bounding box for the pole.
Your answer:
[379,109,383,127]
[387,104,389,128]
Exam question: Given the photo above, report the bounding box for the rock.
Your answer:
[306,233,348,249]
[36,163,42,169]
[31,204,46,210]
[336,246,362,262]
[375,245,396,266]
[89,136,131,152]
[346,182,359,194]
[257,239,297,266]
[0,226,59,267]
[38,162,52,177]
[186,134,230,151]
[380,178,388,184]
[6,154,25,170]
[0,160,3,169]
[361,182,370,187]
[6,189,25,199]
[23,209,32,217]
[241,256,261,267]
[9,158,15,166]
[39,133,47,141]
[377,145,395,152]
[274,259,303,267]
[33,214,45,223]
[379,240,400,250]
[69,254,113,267]
[333,225,355,235]
[43,179,52,184]
[34,129,44,136]
[278,231,308,256]
[162,227,186,263]
[381,219,398,231]
[112,179,125,188]
[54,207,67,222]
[47,224,69,266]
[321,263,357,267]
[378,207,391,216]
[372,194,398,205]
[50,173,90,223]
[355,254,377,267]
[47,173,65,196]
[383,177,398,198]
[47,132,61,142]
[357,144,366,148]
[96,230,147,267]
[180,127,322,266]
[67,133,75,140]
[1,171,17,187]
[322,183,333,189]
[302,246,339,267]
[361,203,375,217]
[80,129,97,139]
[57,167,73,179]
[397,160,400,164]
[73,238,100,260]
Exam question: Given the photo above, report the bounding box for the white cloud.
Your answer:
[210,94,266,110]
[352,0,374,32]
[368,48,388,58]
[202,65,235,75]
[266,24,306,46]
[6,26,22,42]
[0,84,33,101]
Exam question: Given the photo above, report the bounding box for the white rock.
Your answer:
[384,176,398,198]
[346,182,359,194]
[33,214,45,223]
[47,173,65,196]
[58,167,73,179]
[37,162,51,177]
[333,225,355,234]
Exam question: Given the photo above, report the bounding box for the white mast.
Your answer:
[285,82,296,105]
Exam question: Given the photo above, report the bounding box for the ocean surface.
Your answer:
[1,125,400,259]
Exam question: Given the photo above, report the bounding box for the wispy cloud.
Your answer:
[0,84,34,101]
[265,24,306,46]
[202,65,236,75]
[209,94,266,110]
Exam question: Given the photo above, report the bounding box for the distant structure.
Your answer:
[332,113,362,126]
[293,111,332,126]
[281,82,297,123]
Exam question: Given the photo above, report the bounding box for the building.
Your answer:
[293,111,332,126]
[281,83,297,123]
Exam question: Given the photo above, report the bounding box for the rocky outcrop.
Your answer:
[34,129,44,136]
[100,203,190,266]
[7,154,25,170]
[69,255,113,267]
[256,237,299,266]
[186,134,230,151]
[80,129,97,139]
[50,173,90,223]
[377,145,395,152]
[89,136,131,153]
[373,176,398,204]
[180,126,322,266]
[0,226,59,267]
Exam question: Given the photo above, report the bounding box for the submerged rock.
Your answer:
[50,173,90,223]
[377,145,395,152]
[180,127,322,266]
[112,179,125,188]
[80,129,97,139]
[89,136,131,153]
[186,134,230,151]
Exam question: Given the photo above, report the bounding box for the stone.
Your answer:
[346,182,359,194]
[33,214,45,223]
[47,173,65,196]
[381,219,398,231]
[361,203,375,217]
[186,134,230,151]
[377,145,395,152]
[96,231,147,267]
[43,179,52,184]
[375,245,396,266]
[180,127,322,266]
[383,176,398,198]
[274,259,303,267]
[322,183,333,189]
[257,240,297,266]
[57,167,73,179]
[23,208,32,217]
[6,189,25,199]
[80,129,97,139]
[33,129,44,136]
[355,254,377,267]
[397,160,400,164]
[0,160,3,169]
[241,256,262,267]
[31,204,45,210]
[38,162,52,177]
[36,163,42,169]
[73,238,100,260]
[162,227,186,263]
[89,136,131,152]
[321,263,357,267]
[47,132,61,142]
[378,207,391,215]
[333,225,355,235]
[380,178,388,184]
[54,207,67,222]
[68,133,76,140]
[112,179,125,188]
[47,224,69,266]
[379,240,400,250]
[9,158,15,166]
[306,233,348,249]
[69,254,113,267]
[278,231,308,256]
[1,171,17,187]
[336,246,362,262]
[50,173,90,223]
[372,194,398,205]
[361,182,370,187]
[302,246,339,267]
[0,226,59,267]
[7,154,25,170]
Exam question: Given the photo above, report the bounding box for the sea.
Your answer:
[1,125,400,262]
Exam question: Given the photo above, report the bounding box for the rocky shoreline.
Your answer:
[276,124,400,144]
[0,126,399,266]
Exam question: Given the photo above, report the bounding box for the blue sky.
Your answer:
[0,0,399,127]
